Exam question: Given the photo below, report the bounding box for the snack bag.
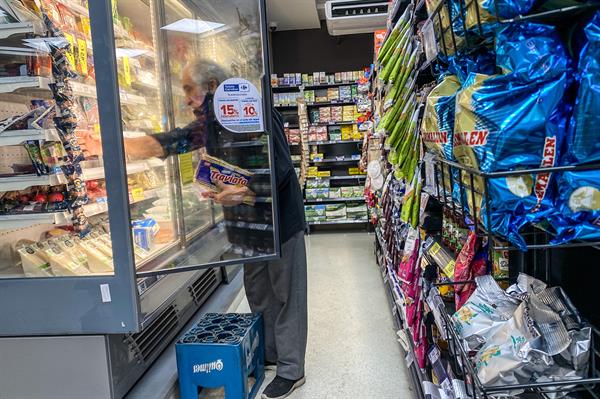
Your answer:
[549,170,600,244]
[565,13,600,165]
[453,23,569,249]
[195,155,253,192]
[465,0,534,32]
[421,75,461,161]
[475,294,570,387]
[452,275,521,350]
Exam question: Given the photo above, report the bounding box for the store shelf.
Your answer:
[0,173,66,191]
[309,121,356,126]
[247,168,271,174]
[306,101,355,107]
[274,104,298,109]
[222,140,266,148]
[308,140,362,145]
[0,22,36,40]
[307,218,367,225]
[84,188,160,217]
[304,197,364,203]
[306,175,366,180]
[0,211,70,229]
[70,81,148,105]
[82,161,149,181]
[0,76,52,95]
[224,221,273,231]
[0,129,60,146]
[309,158,360,164]
[273,82,358,90]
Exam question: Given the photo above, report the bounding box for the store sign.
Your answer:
[214,78,264,133]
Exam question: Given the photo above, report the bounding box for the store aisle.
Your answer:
[237,232,415,399]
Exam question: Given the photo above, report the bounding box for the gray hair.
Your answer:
[185,59,230,88]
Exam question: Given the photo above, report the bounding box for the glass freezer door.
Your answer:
[108,0,279,277]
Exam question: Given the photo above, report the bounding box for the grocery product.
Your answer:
[195,155,253,192]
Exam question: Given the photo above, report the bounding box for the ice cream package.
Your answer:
[453,22,570,249]
[195,155,254,192]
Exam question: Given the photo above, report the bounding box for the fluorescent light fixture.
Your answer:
[115,48,150,58]
[161,18,225,35]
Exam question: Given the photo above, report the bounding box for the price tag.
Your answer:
[131,187,145,203]
[422,19,438,63]
[77,38,88,75]
[122,56,131,86]
[178,152,194,185]
[63,33,76,69]
[442,259,456,279]
[404,227,419,256]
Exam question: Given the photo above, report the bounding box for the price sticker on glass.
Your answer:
[214,78,264,133]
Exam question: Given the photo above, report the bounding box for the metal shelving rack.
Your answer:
[371,0,600,396]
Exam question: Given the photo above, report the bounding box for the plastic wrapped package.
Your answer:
[465,0,534,32]
[565,13,600,165]
[453,23,570,249]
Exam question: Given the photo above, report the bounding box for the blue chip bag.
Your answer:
[453,22,570,249]
[565,12,600,165]
[465,0,535,32]
[550,171,600,244]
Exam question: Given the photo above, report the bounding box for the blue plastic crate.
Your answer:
[176,313,264,399]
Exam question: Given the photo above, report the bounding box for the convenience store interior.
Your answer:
[1,0,600,398]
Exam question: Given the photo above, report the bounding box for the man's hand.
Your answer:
[212,181,255,207]
[78,131,103,157]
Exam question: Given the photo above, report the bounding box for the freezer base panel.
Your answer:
[0,267,223,399]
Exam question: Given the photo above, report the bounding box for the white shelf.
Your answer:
[0,174,66,191]
[0,76,51,94]
[0,211,70,229]
[0,129,60,146]
[70,81,148,105]
[82,161,148,181]
[308,219,368,225]
[0,22,36,40]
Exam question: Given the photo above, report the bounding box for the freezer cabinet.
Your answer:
[0,0,277,335]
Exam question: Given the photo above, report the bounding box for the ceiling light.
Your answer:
[161,18,225,35]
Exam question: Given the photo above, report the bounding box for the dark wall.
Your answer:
[270,21,374,74]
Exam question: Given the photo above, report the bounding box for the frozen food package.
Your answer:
[43,244,90,276]
[195,155,253,192]
[18,245,53,277]
[452,275,521,350]
[565,12,600,165]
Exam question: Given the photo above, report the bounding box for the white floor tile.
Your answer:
[238,232,415,399]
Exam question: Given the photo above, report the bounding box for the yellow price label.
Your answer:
[122,56,131,86]
[77,39,88,75]
[442,260,456,279]
[63,33,76,69]
[179,152,194,185]
[131,187,145,203]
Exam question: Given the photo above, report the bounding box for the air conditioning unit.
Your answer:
[325,0,388,36]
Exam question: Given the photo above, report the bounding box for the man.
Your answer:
[82,59,307,399]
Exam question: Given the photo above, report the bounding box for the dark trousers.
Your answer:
[243,230,308,380]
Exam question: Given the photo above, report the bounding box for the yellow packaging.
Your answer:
[317,171,331,177]
[348,167,360,175]
[352,131,363,140]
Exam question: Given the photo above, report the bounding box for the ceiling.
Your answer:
[266,0,321,31]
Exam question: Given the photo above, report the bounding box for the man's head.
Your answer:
[182,59,229,114]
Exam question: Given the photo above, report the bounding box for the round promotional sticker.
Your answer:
[214,78,264,133]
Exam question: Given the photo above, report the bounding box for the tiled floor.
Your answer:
[236,232,415,399]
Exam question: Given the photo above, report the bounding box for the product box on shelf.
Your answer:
[309,109,320,124]
[319,107,331,124]
[339,86,352,102]
[341,187,355,198]
[352,186,364,197]
[302,74,309,84]
[327,87,339,102]
[331,106,342,123]
[307,166,319,177]
[325,203,346,218]
[304,90,315,103]
[329,187,342,198]
[305,204,326,218]
[271,74,278,87]
[310,153,324,162]
[319,72,326,84]
[348,167,361,175]
[306,178,330,189]
[317,171,331,177]
[329,132,342,142]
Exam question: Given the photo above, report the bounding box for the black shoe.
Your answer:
[261,375,306,399]
[264,361,277,371]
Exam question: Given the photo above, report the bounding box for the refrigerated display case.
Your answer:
[0,0,276,397]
